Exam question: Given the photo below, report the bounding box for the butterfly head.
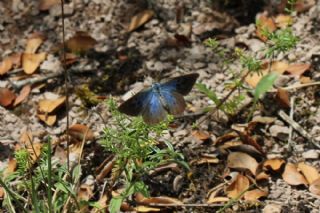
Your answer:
[151,83,161,93]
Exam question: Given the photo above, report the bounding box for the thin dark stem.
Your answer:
[60,0,70,174]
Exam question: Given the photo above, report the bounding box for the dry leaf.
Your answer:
[226,174,250,199]
[66,32,97,53]
[256,171,270,181]
[192,130,210,141]
[69,124,95,142]
[0,88,16,107]
[38,114,57,126]
[39,0,60,10]
[300,76,312,84]
[77,184,94,201]
[275,14,292,28]
[0,57,13,75]
[0,187,4,199]
[190,157,219,165]
[38,96,66,113]
[244,188,268,201]
[282,163,308,186]
[245,61,288,87]
[3,158,17,178]
[295,0,316,12]
[13,85,31,106]
[256,14,276,41]
[135,193,183,205]
[20,131,42,163]
[207,196,229,204]
[22,53,47,74]
[297,162,320,184]
[276,88,290,108]
[25,33,46,54]
[309,177,320,195]
[128,10,154,32]
[286,63,310,76]
[134,206,161,212]
[263,158,285,172]
[227,152,259,175]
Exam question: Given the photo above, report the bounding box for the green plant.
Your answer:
[101,99,188,213]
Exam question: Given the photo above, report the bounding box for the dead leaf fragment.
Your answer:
[134,206,161,212]
[135,193,183,205]
[263,158,285,172]
[39,0,60,10]
[190,157,219,165]
[282,163,308,186]
[66,32,97,53]
[294,0,316,12]
[38,96,66,113]
[275,14,292,28]
[309,177,320,195]
[207,196,229,204]
[244,188,268,201]
[0,88,16,107]
[0,57,13,75]
[227,152,259,175]
[276,88,290,108]
[226,174,250,199]
[3,158,17,178]
[22,53,47,74]
[256,14,276,41]
[38,114,57,126]
[297,162,320,184]
[192,130,210,141]
[13,85,31,106]
[20,131,42,163]
[69,124,95,142]
[77,184,94,201]
[128,10,154,32]
[25,33,46,54]
[286,63,310,76]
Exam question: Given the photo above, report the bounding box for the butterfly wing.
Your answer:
[161,73,199,95]
[141,92,167,124]
[118,89,151,116]
[160,90,186,115]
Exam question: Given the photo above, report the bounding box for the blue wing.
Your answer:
[160,73,199,95]
[141,92,167,124]
[118,89,151,116]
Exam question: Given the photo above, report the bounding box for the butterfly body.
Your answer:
[118,73,199,124]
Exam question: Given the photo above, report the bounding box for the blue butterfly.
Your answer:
[118,73,199,124]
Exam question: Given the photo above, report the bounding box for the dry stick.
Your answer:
[146,203,224,208]
[287,97,295,152]
[196,70,252,126]
[278,110,320,149]
[60,0,71,175]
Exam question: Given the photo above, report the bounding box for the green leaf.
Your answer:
[109,197,123,213]
[253,72,279,101]
[196,83,220,104]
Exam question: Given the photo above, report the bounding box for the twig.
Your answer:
[278,110,320,149]
[287,97,295,152]
[146,203,224,207]
[280,81,320,91]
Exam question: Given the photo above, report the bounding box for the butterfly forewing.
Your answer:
[118,90,151,116]
[161,73,199,95]
[141,92,167,124]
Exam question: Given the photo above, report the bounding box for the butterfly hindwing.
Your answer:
[141,92,167,124]
[160,90,186,115]
[118,90,151,116]
[161,73,199,95]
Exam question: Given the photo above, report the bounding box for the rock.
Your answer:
[269,125,290,141]
[302,150,319,159]
[263,204,282,213]
[193,62,206,69]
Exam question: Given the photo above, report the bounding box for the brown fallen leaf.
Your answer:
[309,177,320,195]
[66,31,97,53]
[207,196,229,204]
[77,184,94,201]
[256,171,270,181]
[276,88,290,108]
[294,0,316,12]
[190,156,219,165]
[134,206,161,212]
[69,124,95,142]
[274,14,292,28]
[3,158,17,178]
[128,9,154,32]
[192,130,210,141]
[285,63,310,76]
[0,88,16,107]
[256,14,277,41]
[38,96,66,113]
[25,32,46,54]
[0,187,4,199]
[135,193,183,205]
[226,174,250,199]
[244,188,268,201]
[227,152,259,175]
[297,162,320,184]
[20,131,43,164]
[263,158,285,172]
[38,113,57,126]
[22,52,47,74]
[0,57,13,75]
[13,85,31,106]
[282,163,308,186]
[39,0,60,10]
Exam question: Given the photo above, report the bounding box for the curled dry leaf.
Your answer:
[77,184,94,201]
[297,162,320,184]
[0,88,16,107]
[0,57,13,75]
[286,63,311,76]
[22,52,47,74]
[3,158,17,178]
[96,157,116,183]
[244,188,268,201]
[276,88,290,108]
[309,177,320,196]
[25,32,46,54]
[192,130,210,141]
[190,156,219,165]
[227,152,259,175]
[38,96,66,113]
[13,85,31,106]
[135,193,183,205]
[39,0,60,10]
[134,206,161,212]
[263,158,285,172]
[66,31,97,53]
[38,114,56,126]
[245,61,288,88]
[275,14,292,28]
[226,174,250,199]
[256,14,276,41]
[128,9,154,32]
[282,163,308,186]
[256,171,270,181]
[69,124,95,142]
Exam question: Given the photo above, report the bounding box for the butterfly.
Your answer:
[118,73,199,124]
